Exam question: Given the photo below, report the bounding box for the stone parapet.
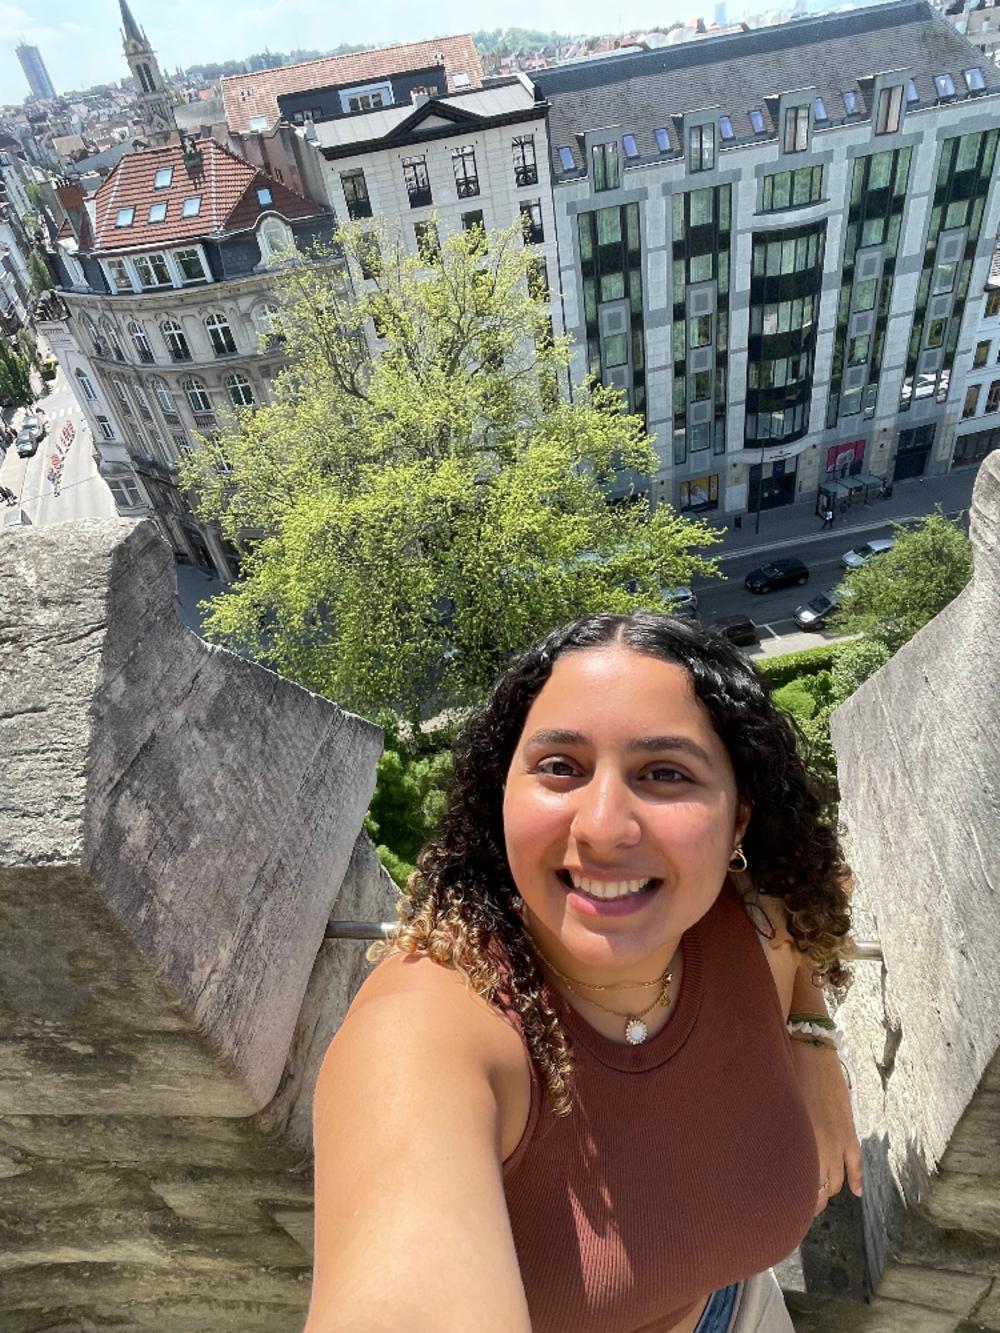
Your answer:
[830,450,1000,1300]
[0,518,395,1329]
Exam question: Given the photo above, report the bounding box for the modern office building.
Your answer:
[536,0,1000,519]
[38,138,336,578]
[16,43,56,102]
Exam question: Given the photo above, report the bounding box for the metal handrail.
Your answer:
[325,918,883,961]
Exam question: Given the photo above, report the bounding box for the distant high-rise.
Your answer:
[16,43,56,101]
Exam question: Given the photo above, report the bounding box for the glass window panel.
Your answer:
[854,278,877,311]
[578,216,594,261]
[655,128,670,152]
[719,185,731,231]
[689,314,712,347]
[600,272,625,302]
[596,206,622,244]
[766,241,781,274]
[869,152,893,189]
[692,370,712,400]
[689,253,712,283]
[861,217,885,246]
[973,339,990,367]
[945,200,969,229]
[926,318,946,348]
[690,187,713,226]
[781,239,796,273]
[933,261,956,294]
[604,333,628,366]
[956,133,980,171]
[848,335,870,365]
[771,172,791,209]
[749,108,765,133]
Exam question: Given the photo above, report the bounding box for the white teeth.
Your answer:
[569,874,652,900]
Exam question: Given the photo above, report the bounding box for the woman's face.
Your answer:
[502,644,749,978]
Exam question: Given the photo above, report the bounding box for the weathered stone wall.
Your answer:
[830,450,1000,1295]
[0,518,396,1331]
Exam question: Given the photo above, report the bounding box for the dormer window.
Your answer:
[842,90,858,114]
[257,186,273,206]
[182,196,201,217]
[655,127,670,152]
[558,145,575,170]
[154,167,173,188]
[116,207,134,227]
[719,116,734,141]
[965,66,986,92]
[622,134,639,159]
[814,97,828,121]
[934,73,956,98]
[782,105,809,153]
[148,201,167,222]
[748,108,765,134]
[875,85,904,135]
[906,79,919,103]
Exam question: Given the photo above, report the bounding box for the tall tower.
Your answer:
[16,43,56,101]
[120,0,177,146]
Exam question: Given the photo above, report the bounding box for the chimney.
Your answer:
[411,87,432,108]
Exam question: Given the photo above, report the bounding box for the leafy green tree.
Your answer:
[0,338,32,406]
[184,219,721,720]
[27,250,52,295]
[830,638,891,704]
[833,511,973,656]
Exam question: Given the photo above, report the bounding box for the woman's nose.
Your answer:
[569,770,641,851]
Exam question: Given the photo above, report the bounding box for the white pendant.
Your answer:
[625,1018,648,1045]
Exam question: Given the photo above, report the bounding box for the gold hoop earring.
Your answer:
[729,845,748,873]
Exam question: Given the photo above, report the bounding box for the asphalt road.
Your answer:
[0,359,116,528]
[689,507,970,641]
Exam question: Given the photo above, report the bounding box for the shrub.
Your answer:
[772,678,818,720]
[753,642,850,689]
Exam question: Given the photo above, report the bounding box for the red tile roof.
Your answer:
[222,34,483,133]
[87,137,325,254]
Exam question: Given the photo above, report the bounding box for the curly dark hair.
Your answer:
[372,612,853,1115]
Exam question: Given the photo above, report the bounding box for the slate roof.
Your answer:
[222,35,484,134]
[86,137,325,255]
[315,80,539,153]
[537,0,1000,173]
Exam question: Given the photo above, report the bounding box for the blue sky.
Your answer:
[0,0,714,104]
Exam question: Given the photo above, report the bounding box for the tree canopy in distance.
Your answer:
[184,218,721,721]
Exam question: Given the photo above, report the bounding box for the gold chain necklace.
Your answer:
[533,946,674,1046]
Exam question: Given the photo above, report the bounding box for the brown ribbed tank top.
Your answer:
[502,881,818,1333]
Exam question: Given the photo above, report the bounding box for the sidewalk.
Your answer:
[703,466,979,561]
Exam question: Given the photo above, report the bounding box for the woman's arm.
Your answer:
[305,955,532,1333]
[789,961,863,1212]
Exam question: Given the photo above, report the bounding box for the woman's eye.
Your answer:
[646,766,688,783]
[535,758,579,777]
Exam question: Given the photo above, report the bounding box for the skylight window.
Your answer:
[842,90,858,114]
[115,207,134,227]
[814,96,828,121]
[906,78,919,103]
[719,115,734,140]
[934,73,956,98]
[248,115,267,131]
[965,66,986,92]
[148,201,167,222]
[452,72,470,87]
[182,195,201,217]
[154,166,173,189]
[257,186,273,206]
[655,127,670,152]
[558,145,575,170]
[622,133,639,159]
[748,108,765,133]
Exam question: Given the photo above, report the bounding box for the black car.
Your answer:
[710,614,759,647]
[744,557,809,594]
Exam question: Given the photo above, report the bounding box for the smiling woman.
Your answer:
[306,613,859,1333]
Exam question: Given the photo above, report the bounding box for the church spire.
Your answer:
[120,1,177,147]
[119,0,144,45]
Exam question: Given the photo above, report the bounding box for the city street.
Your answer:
[0,355,116,528]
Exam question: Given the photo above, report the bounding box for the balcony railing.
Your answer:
[346,198,373,220]
[515,164,538,188]
[406,187,432,209]
[192,412,217,430]
[456,177,480,199]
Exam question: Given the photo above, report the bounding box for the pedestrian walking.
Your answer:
[0,484,17,505]
[821,507,834,529]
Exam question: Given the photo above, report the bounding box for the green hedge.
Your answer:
[753,641,850,688]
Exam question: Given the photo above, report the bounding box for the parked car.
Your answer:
[709,614,759,647]
[661,585,699,618]
[840,536,895,570]
[794,588,840,629]
[21,414,42,441]
[15,428,38,457]
[744,557,809,594]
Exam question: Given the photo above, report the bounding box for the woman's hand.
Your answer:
[790,1039,863,1214]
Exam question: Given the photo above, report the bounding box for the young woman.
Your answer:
[306,613,861,1333]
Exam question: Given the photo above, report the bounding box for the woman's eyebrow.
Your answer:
[523,729,712,766]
